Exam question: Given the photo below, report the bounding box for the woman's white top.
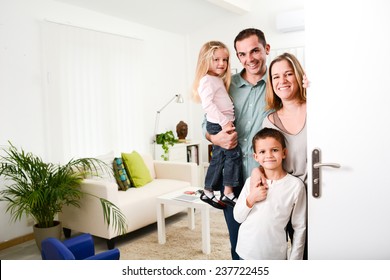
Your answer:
[262,116,307,184]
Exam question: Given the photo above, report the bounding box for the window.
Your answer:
[42,21,144,162]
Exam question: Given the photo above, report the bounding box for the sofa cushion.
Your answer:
[113,157,132,191]
[90,151,116,183]
[117,179,191,231]
[140,153,156,179]
[122,151,153,187]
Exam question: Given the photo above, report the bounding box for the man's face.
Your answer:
[235,35,270,77]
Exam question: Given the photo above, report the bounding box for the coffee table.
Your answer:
[156,187,212,254]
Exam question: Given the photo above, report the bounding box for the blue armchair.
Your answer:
[41,233,120,260]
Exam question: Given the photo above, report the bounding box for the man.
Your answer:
[205,28,271,259]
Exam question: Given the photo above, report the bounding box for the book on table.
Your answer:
[173,194,199,202]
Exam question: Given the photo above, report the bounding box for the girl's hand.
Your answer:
[222,121,234,131]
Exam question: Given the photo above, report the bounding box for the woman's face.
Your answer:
[271,59,299,101]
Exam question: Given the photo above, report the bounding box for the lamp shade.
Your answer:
[176,94,184,104]
[153,94,184,144]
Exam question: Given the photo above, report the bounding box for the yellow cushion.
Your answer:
[121,151,153,187]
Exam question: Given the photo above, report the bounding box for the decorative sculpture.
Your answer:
[176,121,188,142]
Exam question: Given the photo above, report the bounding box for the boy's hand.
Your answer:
[258,185,268,201]
[250,166,268,190]
[246,184,268,208]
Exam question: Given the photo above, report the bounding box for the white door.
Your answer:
[305,0,390,259]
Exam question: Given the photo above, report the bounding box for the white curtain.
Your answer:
[41,21,144,162]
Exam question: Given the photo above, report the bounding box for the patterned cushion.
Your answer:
[113,157,132,191]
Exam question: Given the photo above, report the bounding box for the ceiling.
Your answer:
[55,0,249,34]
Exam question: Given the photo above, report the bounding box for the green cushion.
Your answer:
[113,157,132,191]
[121,151,153,187]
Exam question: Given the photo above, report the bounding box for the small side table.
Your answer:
[156,187,211,254]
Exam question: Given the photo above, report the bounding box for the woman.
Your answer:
[264,52,307,183]
[250,52,308,259]
[251,52,307,185]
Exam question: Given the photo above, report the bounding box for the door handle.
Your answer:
[313,162,341,169]
[312,148,341,198]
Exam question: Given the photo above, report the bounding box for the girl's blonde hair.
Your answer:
[192,41,232,103]
[266,53,306,111]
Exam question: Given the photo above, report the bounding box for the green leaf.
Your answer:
[0,141,127,235]
[155,131,178,161]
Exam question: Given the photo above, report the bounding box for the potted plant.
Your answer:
[156,130,178,160]
[0,141,127,250]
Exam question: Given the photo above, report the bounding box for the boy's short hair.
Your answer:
[252,127,286,153]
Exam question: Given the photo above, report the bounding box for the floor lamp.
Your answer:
[153,94,184,144]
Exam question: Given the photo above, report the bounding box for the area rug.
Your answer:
[116,209,231,260]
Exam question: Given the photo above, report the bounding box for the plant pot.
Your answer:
[33,221,62,251]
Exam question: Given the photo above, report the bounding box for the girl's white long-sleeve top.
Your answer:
[198,74,234,127]
[234,175,307,260]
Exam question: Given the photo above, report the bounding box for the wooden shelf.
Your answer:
[154,142,201,165]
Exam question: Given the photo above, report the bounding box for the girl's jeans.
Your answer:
[204,121,242,191]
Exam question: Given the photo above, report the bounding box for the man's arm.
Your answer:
[202,114,238,149]
[207,128,237,149]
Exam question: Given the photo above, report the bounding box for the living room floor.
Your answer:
[0,234,109,260]
[0,212,187,260]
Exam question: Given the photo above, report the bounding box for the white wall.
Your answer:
[0,0,189,243]
[0,0,304,243]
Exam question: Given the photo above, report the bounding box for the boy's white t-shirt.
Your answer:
[234,174,306,260]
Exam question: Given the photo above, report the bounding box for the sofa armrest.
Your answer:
[79,179,119,205]
[59,179,120,240]
[154,161,199,188]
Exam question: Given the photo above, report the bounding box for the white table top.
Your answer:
[156,187,210,208]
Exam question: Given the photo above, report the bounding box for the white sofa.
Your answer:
[59,153,199,249]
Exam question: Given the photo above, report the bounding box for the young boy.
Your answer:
[233,127,306,260]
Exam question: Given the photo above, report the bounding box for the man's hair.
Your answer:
[234,28,267,51]
[252,127,286,153]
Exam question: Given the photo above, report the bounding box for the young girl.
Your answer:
[192,41,242,209]
[234,127,306,260]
